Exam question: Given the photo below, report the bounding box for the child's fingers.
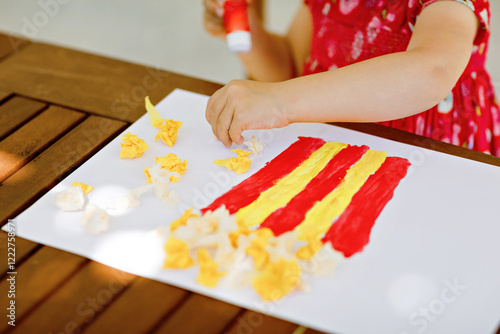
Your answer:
[228,120,245,146]
[203,10,226,38]
[206,88,227,140]
[216,105,235,148]
[203,0,223,18]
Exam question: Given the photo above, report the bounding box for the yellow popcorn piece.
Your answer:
[163,237,194,269]
[232,149,252,158]
[228,225,251,249]
[71,182,93,194]
[196,249,226,288]
[252,258,302,301]
[155,120,183,147]
[145,96,164,128]
[155,153,188,175]
[246,228,274,270]
[214,149,252,175]
[169,176,180,184]
[144,167,152,184]
[120,132,149,159]
[295,236,323,261]
[170,208,200,232]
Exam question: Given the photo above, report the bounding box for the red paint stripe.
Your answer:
[260,145,369,236]
[201,137,326,214]
[323,157,411,257]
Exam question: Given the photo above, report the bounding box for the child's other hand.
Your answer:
[203,0,225,39]
[206,80,290,148]
[203,0,254,39]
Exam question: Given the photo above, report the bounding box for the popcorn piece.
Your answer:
[163,236,194,269]
[81,204,110,235]
[106,185,150,211]
[71,182,93,194]
[196,249,226,288]
[267,231,296,262]
[144,167,153,184]
[252,258,302,301]
[120,132,149,159]
[295,236,323,261]
[155,153,188,175]
[299,243,345,277]
[145,96,163,128]
[155,119,183,147]
[145,164,182,206]
[214,149,252,174]
[244,136,265,158]
[170,208,200,232]
[53,186,85,211]
[246,228,273,270]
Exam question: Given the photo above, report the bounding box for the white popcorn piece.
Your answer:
[81,204,110,235]
[298,243,345,277]
[267,231,297,262]
[106,184,151,211]
[146,164,182,207]
[244,136,265,158]
[53,186,85,211]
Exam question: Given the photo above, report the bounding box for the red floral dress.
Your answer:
[303,0,500,156]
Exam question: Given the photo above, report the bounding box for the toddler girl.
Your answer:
[204,0,500,157]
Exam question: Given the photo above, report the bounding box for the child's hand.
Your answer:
[203,0,254,39]
[203,0,225,39]
[206,80,291,148]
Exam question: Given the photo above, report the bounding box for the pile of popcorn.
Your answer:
[161,206,344,301]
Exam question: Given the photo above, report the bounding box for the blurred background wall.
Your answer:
[0,0,498,91]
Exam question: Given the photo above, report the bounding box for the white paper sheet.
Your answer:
[9,89,500,334]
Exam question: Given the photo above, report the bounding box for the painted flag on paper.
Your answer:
[202,137,411,257]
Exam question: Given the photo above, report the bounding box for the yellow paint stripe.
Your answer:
[295,150,387,240]
[236,142,348,228]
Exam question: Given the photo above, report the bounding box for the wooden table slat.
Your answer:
[225,310,307,334]
[333,122,500,167]
[0,96,47,140]
[10,261,135,333]
[82,278,189,334]
[0,89,12,102]
[151,294,241,334]
[0,43,222,124]
[0,232,39,276]
[0,115,127,226]
[0,33,29,61]
[0,245,87,333]
[0,105,85,183]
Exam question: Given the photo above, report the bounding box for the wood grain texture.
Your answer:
[0,43,222,123]
[225,310,302,334]
[0,96,47,140]
[0,33,29,60]
[0,89,12,102]
[0,115,127,226]
[83,278,189,334]
[0,245,87,333]
[0,105,85,183]
[0,232,39,275]
[151,294,241,334]
[9,261,135,334]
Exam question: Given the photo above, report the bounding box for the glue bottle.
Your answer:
[223,0,252,53]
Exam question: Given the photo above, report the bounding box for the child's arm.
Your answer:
[203,1,312,81]
[206,1,479,148]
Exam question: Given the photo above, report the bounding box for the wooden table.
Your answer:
[0,32,499,334]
